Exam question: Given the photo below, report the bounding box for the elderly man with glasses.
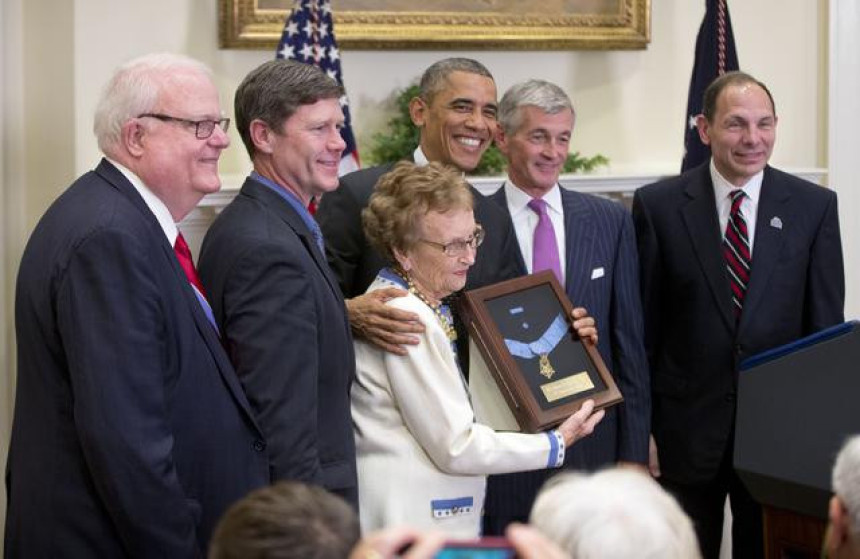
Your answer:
[6,53,268,557]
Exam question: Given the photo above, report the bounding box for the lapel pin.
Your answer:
[770,216,783,230]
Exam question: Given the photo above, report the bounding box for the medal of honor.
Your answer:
[504,313,568,380]
[538,353,556,379]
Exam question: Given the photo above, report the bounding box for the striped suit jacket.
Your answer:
[483,185,651,518]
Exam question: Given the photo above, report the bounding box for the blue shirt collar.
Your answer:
[250,171,324,251]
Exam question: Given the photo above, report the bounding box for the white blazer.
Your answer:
[352,275,563,538]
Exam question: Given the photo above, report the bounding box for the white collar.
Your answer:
[413,146,468,177]
[106,157,178,245]
[413,146,430,167]
[504,180,563,217]
[709,159,763,204]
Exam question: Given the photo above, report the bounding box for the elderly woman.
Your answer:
[352,161,604,538]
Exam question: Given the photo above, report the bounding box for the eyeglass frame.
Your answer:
[418,225,485,257]
[137,113,231,140]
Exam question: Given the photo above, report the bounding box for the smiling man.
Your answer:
[198,60,358,507]
[632,71,844,558]
[6,53,268,557]
[482,79,650,536]
[316,58,522,364]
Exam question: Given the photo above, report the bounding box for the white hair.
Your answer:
[530,468,702,559]
[93,53,213,156]
[833,435,860,537]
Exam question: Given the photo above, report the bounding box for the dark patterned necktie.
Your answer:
[723,189,752,319]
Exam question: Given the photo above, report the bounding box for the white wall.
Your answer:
[72,0,825,179]
[830,0,860,319]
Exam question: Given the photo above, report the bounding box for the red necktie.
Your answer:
[174,232,207,298]
[723,189,751,319]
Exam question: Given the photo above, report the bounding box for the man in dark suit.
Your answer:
[316,57,523,359]
[483,79,651,535]
[632,71,844,558]
[5,53,269,557]
[198,60,357,507]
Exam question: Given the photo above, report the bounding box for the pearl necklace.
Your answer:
[393,268,457,342]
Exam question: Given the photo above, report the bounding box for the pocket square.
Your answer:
[591,267,605,280]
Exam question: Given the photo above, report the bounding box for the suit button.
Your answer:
[735,344,743,354]
[725,393,736,403]
[252,440,266,452]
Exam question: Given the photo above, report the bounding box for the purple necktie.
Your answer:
[528,198,563,283]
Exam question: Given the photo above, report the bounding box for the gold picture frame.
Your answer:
[219,0,651,50]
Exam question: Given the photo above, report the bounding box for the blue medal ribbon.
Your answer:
[504,313,568,359]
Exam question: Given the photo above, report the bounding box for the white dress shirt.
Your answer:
[710,160,763,256]
[107,157,178,246]
[413,146,430,167]
[503,181,567,284]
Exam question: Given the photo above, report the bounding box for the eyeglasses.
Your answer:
[138,113,230,139]
[419,226,485,257]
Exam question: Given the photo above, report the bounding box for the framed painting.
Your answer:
[219,0,651,50]
[461,270,623,433]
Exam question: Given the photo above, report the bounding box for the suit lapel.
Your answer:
[243,179,343,300]
[738,168,789,330]
[680,167,736,333]
[488,186,527,273]
[160,241,264,430]
[561,189,595,305]
[95,159,262,429]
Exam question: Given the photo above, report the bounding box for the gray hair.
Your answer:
[530,469,702,559]
[833,436,860,537]
[93,53,213,157]
[419,58,493,105]
[498,79,574,135]
[234,59,343,158]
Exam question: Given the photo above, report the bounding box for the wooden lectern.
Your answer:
[735,321,860,558]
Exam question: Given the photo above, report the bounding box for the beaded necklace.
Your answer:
[392,267,458,342]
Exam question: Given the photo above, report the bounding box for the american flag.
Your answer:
[276,0,360,175]
[681,0,739,172]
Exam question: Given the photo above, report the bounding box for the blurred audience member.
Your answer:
[348,523,567,559]
[826,436,860,559]
[209,481,359,559]
[530,468,701,559]
[348,527,446,559]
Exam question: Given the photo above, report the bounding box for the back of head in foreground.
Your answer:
[827,435,860,558]
[530,468,702,559]
[209,481,360,559]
